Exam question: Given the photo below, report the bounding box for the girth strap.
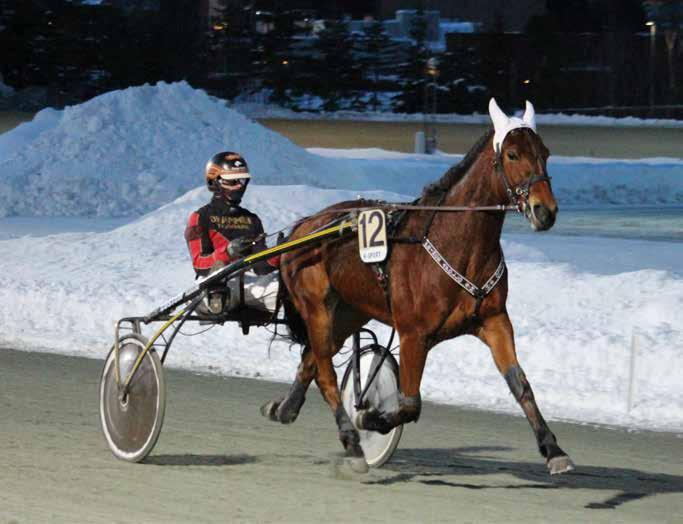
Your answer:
[422,238,506,320]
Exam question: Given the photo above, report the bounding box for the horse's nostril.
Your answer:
[533,204,547,220]
[533,204,554,228]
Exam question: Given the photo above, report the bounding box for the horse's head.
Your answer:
[489,98,558,231]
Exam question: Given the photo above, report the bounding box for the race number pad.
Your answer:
[358,209,388,263]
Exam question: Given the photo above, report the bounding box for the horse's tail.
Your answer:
[276,272,309,348]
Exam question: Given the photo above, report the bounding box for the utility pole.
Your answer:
[423,57,439,154]
[648,21,657,109]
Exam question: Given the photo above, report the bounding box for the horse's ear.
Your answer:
[489,98,509,152]
[488,98,508,130]
[522,100,537,131]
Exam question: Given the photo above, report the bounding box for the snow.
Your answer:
[2,82,683,218]
[0,184,681,433]
[0,83,681,434]
[237,102,683,129]
[312,148,683,206]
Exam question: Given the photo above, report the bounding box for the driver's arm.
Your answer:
[251,218,280,275]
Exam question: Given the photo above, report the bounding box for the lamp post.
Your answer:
[424,57,440,154]
[647,21,657,109]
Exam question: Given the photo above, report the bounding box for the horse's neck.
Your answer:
[433,149,506,262]
[450,149,507,208]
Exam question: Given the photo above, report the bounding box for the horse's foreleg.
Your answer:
[356,333,427,434]
[478,313,574,475]
[261,345,316,424]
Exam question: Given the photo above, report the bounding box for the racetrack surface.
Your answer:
[258,119,683,158]
[1,348,681,523]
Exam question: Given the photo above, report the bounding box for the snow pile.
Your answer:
[2,82,683,219]
[0,82,338,217]
[0,184,681,432]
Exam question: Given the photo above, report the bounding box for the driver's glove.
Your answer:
[227,237,254,259]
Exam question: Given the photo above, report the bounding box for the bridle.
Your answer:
[493,145,552,212]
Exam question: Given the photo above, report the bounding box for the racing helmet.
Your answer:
[205,151,251,202]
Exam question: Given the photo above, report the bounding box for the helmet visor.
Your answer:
[219,175,250,188]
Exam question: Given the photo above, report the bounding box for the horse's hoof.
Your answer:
[547,455,575,475]
[354,409,377,430]
[259,399,280,421]
[275,404,298,425]
[331,455,369,480]
[342,456,369,474]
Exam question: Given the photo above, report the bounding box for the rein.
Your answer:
[265,145,550,322]
[285,202,516,221]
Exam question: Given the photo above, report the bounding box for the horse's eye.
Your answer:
[506,151,519,161]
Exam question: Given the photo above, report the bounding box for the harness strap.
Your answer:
[493,151,515,203]
[422,238,506,320]
[421,190,448,240]
[371,247,394,315]
[494,149,552,209]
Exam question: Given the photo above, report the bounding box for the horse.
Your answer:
[261,98,574,476]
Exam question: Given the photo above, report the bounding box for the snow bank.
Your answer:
[314,148,683,206]
[2,83,683,219]
[0,184,681,432]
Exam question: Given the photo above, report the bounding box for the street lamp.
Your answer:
[647,20,657,109]
[424,57,440,154]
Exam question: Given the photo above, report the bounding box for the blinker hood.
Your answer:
[489,98,537,152]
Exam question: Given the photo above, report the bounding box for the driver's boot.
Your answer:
[207,290,226,315]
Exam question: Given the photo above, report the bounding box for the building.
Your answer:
[378,0,546,33]
[348,9,476,49]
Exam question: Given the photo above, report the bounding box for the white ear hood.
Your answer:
[489,98,537,152]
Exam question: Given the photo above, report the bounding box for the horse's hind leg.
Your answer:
[261,345,316,424]
[478,313,575,475]
[304,306,369,471]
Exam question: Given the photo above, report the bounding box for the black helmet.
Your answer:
[205,151,251,202]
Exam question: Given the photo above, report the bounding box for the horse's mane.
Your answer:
[421,129,493,199]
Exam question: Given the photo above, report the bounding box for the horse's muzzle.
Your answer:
[527,203,557,231]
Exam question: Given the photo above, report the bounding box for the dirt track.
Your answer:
[259,119,683,158]
[1,348,682,523]
[0,111,33,135]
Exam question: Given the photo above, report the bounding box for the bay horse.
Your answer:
[261,98,574,476]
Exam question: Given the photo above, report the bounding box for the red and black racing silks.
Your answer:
[184,195,279,277]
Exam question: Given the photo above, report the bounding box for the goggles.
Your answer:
[219,175,250,187]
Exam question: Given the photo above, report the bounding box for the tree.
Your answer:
[310,18,356,111]
[159,0,206,84]
[644,0,683,96]
[437,44,488,114]
[357,20,400,112]
[392,8,430,113]
[1,1,99,106]
[251,9,298,107]
[207,0,257,100]
[104,6,163,90]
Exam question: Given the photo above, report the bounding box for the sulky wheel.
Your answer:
[99,333,166,462]
[341,345,403,468]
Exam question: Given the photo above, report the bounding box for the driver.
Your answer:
[184,151,279,315]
